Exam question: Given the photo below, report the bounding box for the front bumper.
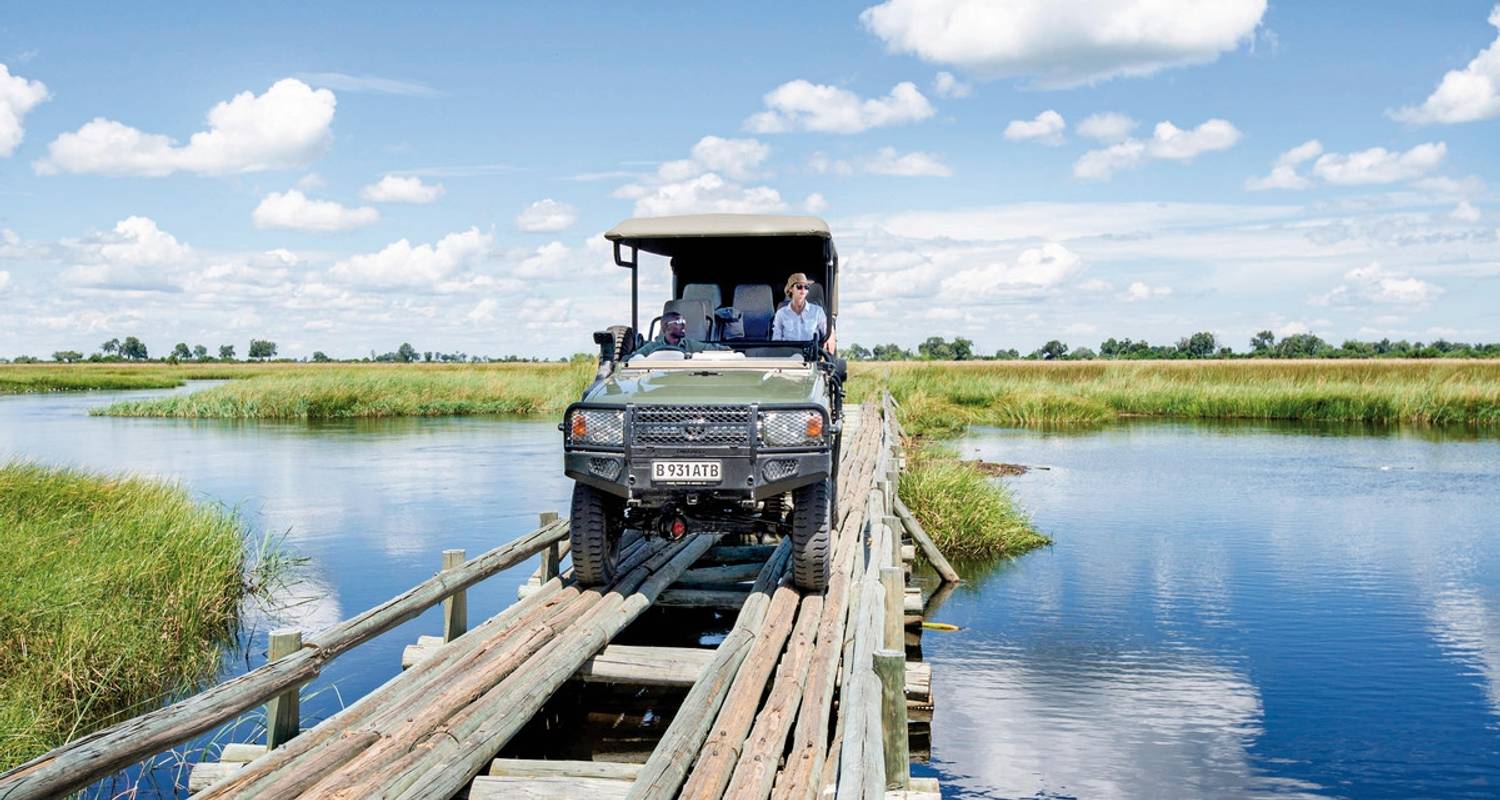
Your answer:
[565,448,830,501]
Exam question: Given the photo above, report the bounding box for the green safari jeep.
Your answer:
[561,214,846,592]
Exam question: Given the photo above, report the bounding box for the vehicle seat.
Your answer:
[681,283,722,310]
[714,306,745,340]
[663,298,712,340]
[732,284,775,339]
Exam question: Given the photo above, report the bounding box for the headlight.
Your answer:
[567,408,624,446]
[759,409,825,447]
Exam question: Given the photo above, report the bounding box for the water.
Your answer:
[5,389,1499,797]
[923,421,1500,799]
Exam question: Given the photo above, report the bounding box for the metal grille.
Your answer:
[633,404,751,447]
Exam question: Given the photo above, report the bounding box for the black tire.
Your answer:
[570,482,622,586]
[791,477,832,592]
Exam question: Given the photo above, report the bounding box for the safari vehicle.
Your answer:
[561,214,846,592]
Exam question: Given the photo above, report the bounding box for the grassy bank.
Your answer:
[0,463,246,770]
[898,444,1049,560]
[852,360,1500,435]
[92,363,594,419]
[0,363,279,395]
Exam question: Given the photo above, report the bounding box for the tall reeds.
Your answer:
[0,463,246,769]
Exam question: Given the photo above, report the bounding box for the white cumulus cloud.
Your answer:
[860,0,1267,88]
[0,63,49,157]
[1244,139,1322,190]
[37,78,335,176]
[745,80,934,134]
[329,227,493,290]
[1311,142,1445,185]
[933,71,972,98]
[1074,118,1240,180]
[687,136,770,180]
[804,193,829,213]
[865,147,953,177]
[614,136,783,216]
[1451,201,1482,222]
[1003,110,1066,145]
[515,199,579,232]
[252,190,379,232]
[937,243,1084,302]
[1312,263,1442,307]
[1077,112,1137,143]
[1390,6,1500,124]
[1124,281,1173,301]
[361,174,444,203]
[59,216,194,290]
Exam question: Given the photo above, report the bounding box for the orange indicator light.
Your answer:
[570,414,588,439]
[805,414,823,438]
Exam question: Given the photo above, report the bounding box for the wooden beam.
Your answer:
[442,549,467,642]
[577,645,715,688]
[657,588,750,609]
[470,775,631,800]
[874,650,910,790]
[265,630,302,750]
[699,544,778,565]
[677,561,765,585]
[489,759,642,780]
[894,498,959,585]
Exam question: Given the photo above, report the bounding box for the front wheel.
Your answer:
[570,482,622,586]
[791,477,832,592]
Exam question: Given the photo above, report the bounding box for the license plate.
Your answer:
[652,460,722,483]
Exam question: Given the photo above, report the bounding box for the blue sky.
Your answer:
[1,1,1497,358]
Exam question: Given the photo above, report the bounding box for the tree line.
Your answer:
[13,338,560,365]
[845,332,1500,361]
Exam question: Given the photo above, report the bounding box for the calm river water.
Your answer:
[4,386,1498,798]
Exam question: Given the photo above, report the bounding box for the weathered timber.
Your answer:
[188,763,244,793]
[0,516,572,800]
[835,515,891,800]
[874,650,910,790]
[369,536,722,800]
[469,775,631,800]
[442,549,467,642]
[539,511,562,581]
[893,498,959,584]
[489,758,642,780]
[657,587,752,609]
[880,567,904,652]
[626,541,792,800]
[699,543,779,565]
[577,644,715,687]
[722,592,824,800]
[678,577,803,800]
[678,561,765,585]
[219,743,267,763]
[266,629,303,750]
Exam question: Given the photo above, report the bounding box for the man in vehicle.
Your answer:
[631,310,730,357]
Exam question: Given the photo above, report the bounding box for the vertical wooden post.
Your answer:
[874,649,910,790]
[880,566,904,651]
[265,629,301,750]
[539,511,560,581]
[442,549,467,642]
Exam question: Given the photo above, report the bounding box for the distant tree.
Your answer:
[1177,331,1217,359]
[248,339,277,360]
[12,355,40,363]
[172,342,192,360]
[993,348,1020,360]
[192,344,209,360]
[52,350,84,363]
[120,336,148,360]
[101,338,120,356]
[950,337,975,361]
[844,343,872,361]
[1035,340,1068,360]
[917,337,954,360]
[423,351,433,363]
[396,342,418,363]
[871,343,911,361]
[1249,330,1276,355]
[1068,346,1097,360]
[219,344,236,361]
[311,351,332,363]
[1275,333,1328,359]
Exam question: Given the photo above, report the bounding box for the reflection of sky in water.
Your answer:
[929,420,1500,799]
[0,384,574,751]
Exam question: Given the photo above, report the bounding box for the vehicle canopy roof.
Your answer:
[604,213,831,259]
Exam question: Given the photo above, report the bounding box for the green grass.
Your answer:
[852,360,1500,435]
[92,363,595,419]
[0,363,279,395]
[898,444,1050,561]
[0,463,247,770]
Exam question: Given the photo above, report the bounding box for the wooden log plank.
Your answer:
[218,743,266,763]
[699,544,778,565]
[470,775,631,800]
[677,579,803,800]
[0,517,573,800]
[365,536,721,800]
[894,499,959,585]
[188,762,243,793]
[657,588,751,609]
[874,650,910,790]
[489,759,642,780]
[578,645,715,687]
[677,561,765,585]
[722,592,824,800]
[625,541,792,800]
[441,549,468,642]
[835,512,891,799]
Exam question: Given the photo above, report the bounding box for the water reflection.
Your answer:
[929,420,1500,798]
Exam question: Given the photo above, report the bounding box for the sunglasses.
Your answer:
[793,283,811,290]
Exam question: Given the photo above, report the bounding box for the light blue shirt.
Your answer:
[772,302,827,342]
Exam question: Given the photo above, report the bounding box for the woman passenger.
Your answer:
[772,272,833,352]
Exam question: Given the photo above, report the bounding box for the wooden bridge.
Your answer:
[0,396,961,799]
